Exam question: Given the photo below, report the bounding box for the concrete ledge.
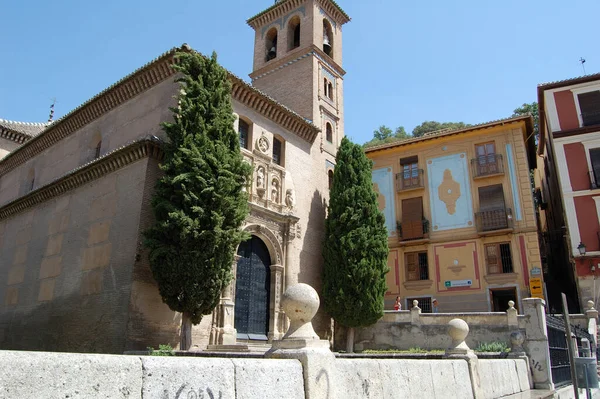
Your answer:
[232,358,304,399]
[0,350,143,398]
[479,359,530,398]
[335,358,475,399]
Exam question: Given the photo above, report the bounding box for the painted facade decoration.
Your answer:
[372,167,396,236]
[366,116,540,313]
[427,153,473,231]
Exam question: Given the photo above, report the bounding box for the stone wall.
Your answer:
[336,304,523,352]
[0,350,533,399]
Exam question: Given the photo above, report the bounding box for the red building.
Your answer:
[537,72,600,312]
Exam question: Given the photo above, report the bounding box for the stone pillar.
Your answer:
[410,300,421,325]
[269,263,284,341]
[209,255,240,348]
[508,331,534,389]
[445,318,483,399]
[522,298,554,390]
[507,300,518,328]
[585,300,598,360]
[267,284,336,399]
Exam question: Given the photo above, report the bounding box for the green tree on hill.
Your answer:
[322,137,389,353]
[144,50,252,350]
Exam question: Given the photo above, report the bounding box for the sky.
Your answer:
[1,0,598,145]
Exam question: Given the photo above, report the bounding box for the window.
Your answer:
[485,242,513,274]
[26,168,35,192]
[406,252,428,281]
[328,170,334,190]
[400,156,420,189]
[474,142,500,176]
[288,16,301,50]
[323,19,333,57]
[325,123,333,143]
[272,137,282,166]
[400,197,424,240]
[476,184,508,231]
[590,148,600,189]
[239,119,250,149]
[94,140,102,159]
[265,28,278,61]
[578,91,600,127]
[406,296,432,313]
[323,78,334,100]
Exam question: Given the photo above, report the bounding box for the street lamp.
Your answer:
[578,242,587,256]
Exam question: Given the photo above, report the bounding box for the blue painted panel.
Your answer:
[506,144,522,221]
[427,153,473,231]
[372,168,396,236]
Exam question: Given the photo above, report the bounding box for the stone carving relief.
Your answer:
[437,169,461,215]
[285,189,295,211]
[257,133,270,154]
[271,177,280,203]
[245,223,282,264]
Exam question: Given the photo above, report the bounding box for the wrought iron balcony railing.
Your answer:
[397,218,430,241]
[395,169,424,191]
[475,208,513,232]
[471,154,504,178]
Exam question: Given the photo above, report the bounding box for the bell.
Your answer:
[323,35,331,55]
[267,46,276,60]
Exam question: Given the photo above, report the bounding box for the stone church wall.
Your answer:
[0,77,178,208]
[0,137,20,160]
[0,158,153,353]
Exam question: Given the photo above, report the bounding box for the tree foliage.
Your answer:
[323,137,389,329]
[364,125,409,148]
[144,51,252,328]
[512,102,539,139]
[411,121,470,137]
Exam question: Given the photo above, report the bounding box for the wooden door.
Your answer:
[402,197,423,240]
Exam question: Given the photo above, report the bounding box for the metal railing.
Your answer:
[398,219,430,241]
[471,154,504,178]
[395,169,424,191]
[475,208,513,232]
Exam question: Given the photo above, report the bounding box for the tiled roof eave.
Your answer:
[247,0,350,29]
[0,127,30,145]
[0,136,164,221]
[364,115,533,154]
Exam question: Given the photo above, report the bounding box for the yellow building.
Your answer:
[365,115,541,313]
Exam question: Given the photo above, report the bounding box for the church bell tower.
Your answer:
[247,0,350,154]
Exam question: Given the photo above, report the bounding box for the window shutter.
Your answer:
[400,156,418,165]
[578,91,600,126]
[485,244,500,274]
[406,253,418,281]
[590,148,600,187]
[402,197,423,239]
[478,184,505,211]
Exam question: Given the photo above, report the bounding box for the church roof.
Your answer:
[0,119,48,145]
[0,45,320,176]
[538,71,600,90]
[247,0,350,28]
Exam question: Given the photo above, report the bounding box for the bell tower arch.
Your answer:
[247,0,350,150]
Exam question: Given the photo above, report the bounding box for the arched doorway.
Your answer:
[235,235,271,340]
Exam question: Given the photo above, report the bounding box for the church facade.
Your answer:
[0,0,349,353]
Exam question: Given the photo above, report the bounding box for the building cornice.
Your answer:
[247,0,350,29]
[0,126,30,145]
[0,137,164,221]
[0,45,320,177]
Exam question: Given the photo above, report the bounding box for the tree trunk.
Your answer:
[180,312,192,351]
[346,327,355,353]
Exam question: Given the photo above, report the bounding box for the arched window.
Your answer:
[328,82,334,100]
[265,28,278,61]
[326,123,333,143]
[288,16,301,50]
[272,137,283,166]
[239,119,250,149]
[328,170,334,190]
[323,19,333,57]
[94,140,102,159]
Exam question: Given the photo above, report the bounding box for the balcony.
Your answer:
[471,154,504,178]
[475,208,513,234]
[395,169,424,192]
[397,218,430,242]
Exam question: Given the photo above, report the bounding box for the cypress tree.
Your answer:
[144,50,252,350]
[322,137,389,352]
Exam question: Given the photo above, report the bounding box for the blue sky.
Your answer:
[1,0,598,144]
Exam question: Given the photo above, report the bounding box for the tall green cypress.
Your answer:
[322,137,389,352]
[144,50,252,350]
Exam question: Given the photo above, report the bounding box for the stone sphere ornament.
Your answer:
[447,318,470,351]
[281,283,320,340]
